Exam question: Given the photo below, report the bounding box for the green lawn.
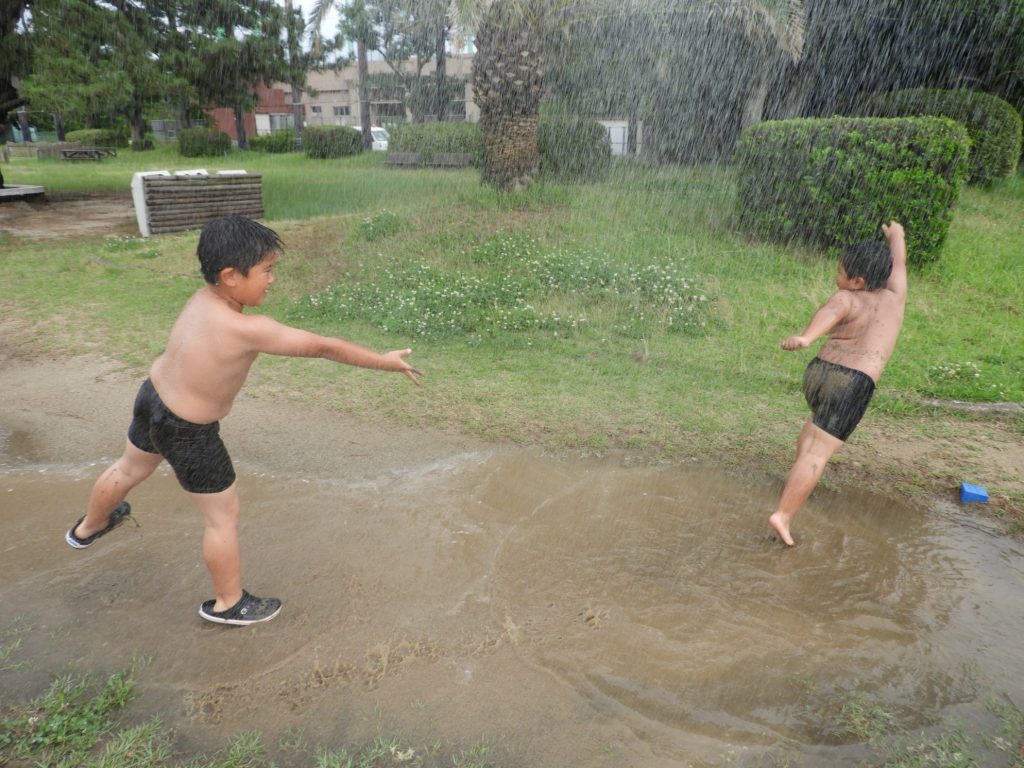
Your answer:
[2,144,1022,475]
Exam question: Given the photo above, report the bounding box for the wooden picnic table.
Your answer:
[61,147,118,161]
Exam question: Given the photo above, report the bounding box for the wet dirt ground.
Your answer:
[2,349,1023,767]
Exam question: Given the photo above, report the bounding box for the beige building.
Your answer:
[282,53,479,131]
[262,53,634,155]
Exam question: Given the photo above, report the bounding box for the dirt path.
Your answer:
[0,191,137,239]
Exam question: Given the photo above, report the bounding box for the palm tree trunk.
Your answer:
[483,114,539,190]
[471,0,545,191]
[435,24,447,122]
[741,71,770,132]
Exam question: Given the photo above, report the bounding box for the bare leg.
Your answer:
[769,418,844,546]
[75,440,163,539]
[191,483,243,612]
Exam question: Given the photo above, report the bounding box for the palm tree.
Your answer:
[464,0,803,188]
[725,0,806,130]
[633,0,804,161]
[468,0,548,190]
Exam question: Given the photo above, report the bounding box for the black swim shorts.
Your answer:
[802,357,876,442]
[127,379,236,494]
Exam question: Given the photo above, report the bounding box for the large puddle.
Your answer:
[1,422,1022,766]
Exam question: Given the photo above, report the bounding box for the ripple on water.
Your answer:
[485,458,1017,746]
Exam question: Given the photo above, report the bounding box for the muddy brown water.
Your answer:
[2,415,1023,767]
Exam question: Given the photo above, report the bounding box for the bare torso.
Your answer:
[150,288,258,424]
[817,288,905,382]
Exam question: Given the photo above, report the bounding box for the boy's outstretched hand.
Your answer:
[781,336,809,351]
[382,349,423,385]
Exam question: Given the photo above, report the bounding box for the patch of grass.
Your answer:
[306,736,501,768]
[985,696,1024,767]
[360,210,403,242]
[290,232,711,340]
[826,691,901,743]
[0,667,136,765]
[84,719,174,768]
[877,729,977,768]
[0,616,32,673]
[1,671,506,767]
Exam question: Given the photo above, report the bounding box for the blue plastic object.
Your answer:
[959,482,989,503]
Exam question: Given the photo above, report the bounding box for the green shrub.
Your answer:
[857,88,1022,185]
[538,117,612,182]
[64,128,127,148]
[387,119,611,181]
[388,121,482,163]
[734,116,970,264]
[304,125,363,159]
[178,126,232,157]
[249,130,297,153]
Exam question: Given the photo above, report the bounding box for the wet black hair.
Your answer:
[197,215,284,284]
[840,240,892,291]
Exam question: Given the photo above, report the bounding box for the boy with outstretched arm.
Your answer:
[769,221,907,546]
[66,215,421,624]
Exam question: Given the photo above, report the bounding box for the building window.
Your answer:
[333,105,351,116]
[268,113,294,132]
[311,105,322,114]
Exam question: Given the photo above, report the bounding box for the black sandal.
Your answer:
[65,502,132,549]
[198,590,282,626]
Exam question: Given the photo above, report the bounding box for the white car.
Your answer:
[360,126,389,151]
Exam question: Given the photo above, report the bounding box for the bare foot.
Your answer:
[769,511,795,546]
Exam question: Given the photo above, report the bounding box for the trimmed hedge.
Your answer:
[387,118,611,181]
[65,128,127,148]
[249,130,297,153]
[734,116,970,264]
[178,127,232,157]
[538,117,612,182]
[857,88,1022,185]
[388,121,482,164]
[304,126,363,159]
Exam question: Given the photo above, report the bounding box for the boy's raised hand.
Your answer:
[881,220,904,242]
[382,348,423,385]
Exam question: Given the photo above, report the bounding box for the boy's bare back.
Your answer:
[782,222,907,382]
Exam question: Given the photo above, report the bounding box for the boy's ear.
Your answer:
[851,275,867,290]
[217,266,240,286]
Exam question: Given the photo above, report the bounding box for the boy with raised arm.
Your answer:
[66,215,421,624]
[769,221,907,546]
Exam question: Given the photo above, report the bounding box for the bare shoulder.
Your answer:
[181,290,257,338]
[827,289,856,310]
